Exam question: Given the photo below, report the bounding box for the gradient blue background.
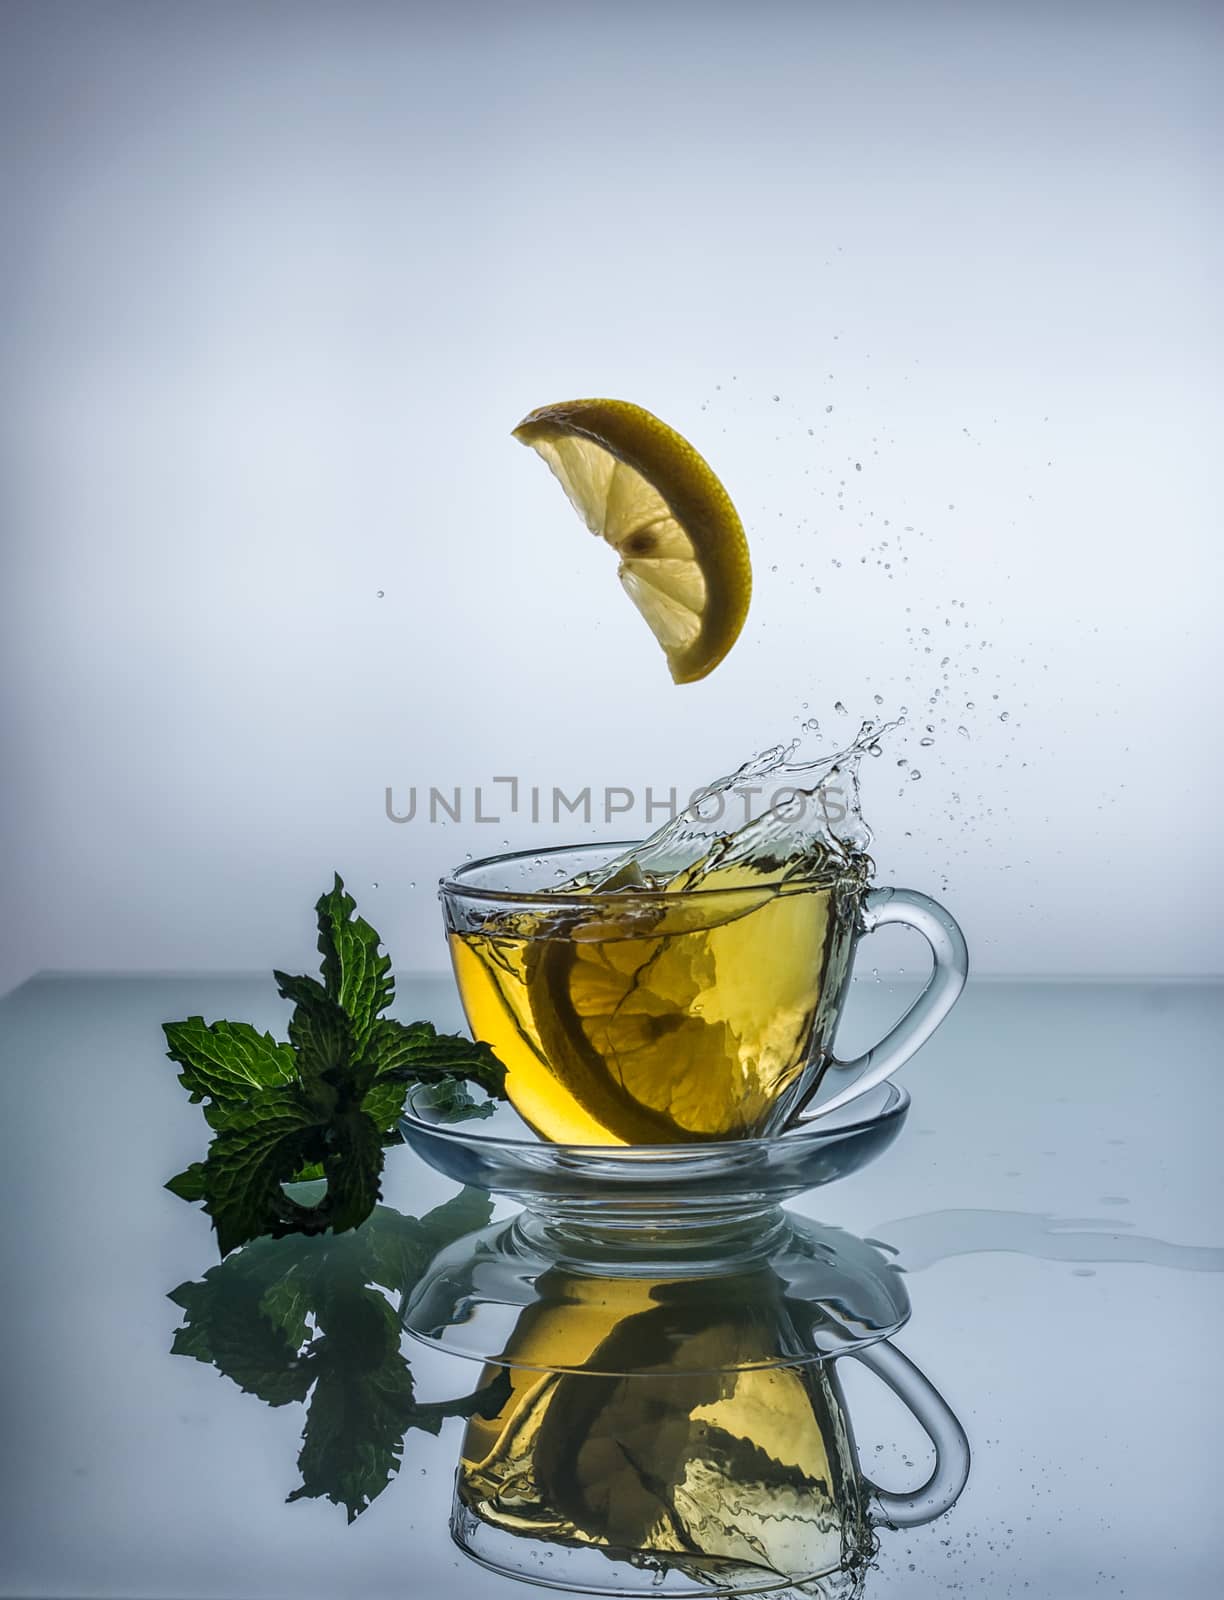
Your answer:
[1,0,1220,994]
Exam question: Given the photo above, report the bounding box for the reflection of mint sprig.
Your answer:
[164,875,506,1255]
[169,1189,509,1520]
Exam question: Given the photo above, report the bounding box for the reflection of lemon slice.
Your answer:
[459,1289,853,1581]
[514,399,752,683]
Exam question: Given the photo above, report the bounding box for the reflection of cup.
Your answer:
[442,843,967,1146]
[451,1276,969,1596]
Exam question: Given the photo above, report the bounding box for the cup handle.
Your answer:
[794,887,968,1122]
[845,1339,971,1529]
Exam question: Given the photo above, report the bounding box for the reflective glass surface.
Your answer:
[0,974,1220,1596]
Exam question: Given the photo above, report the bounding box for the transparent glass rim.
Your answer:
[438,839,858,909]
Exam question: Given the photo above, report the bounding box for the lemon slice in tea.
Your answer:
[513,398,752,684]
[524,880,832,1143]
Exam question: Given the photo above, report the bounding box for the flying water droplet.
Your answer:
[834,700,847,714]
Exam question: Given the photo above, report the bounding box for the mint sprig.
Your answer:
[164,875,506,1255]
[168,1189,509,1519]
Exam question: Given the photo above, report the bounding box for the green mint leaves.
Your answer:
[164,875,506,1255]
[168,1190,510,1520]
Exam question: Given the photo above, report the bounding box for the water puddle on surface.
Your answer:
[865,1208,1224,1274]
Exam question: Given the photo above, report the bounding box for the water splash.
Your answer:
[576,723,897,893]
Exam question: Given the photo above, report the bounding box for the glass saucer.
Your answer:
[398,1081,910,1371]
[398,1079,909,1227]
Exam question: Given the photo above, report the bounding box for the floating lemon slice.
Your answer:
[513,399,752,683]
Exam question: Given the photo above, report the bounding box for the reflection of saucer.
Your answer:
[399,1079,908,1222]
[403,1211,910,1373]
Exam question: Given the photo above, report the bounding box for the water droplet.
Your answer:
[999,710,1010,722]
[376,589,385,598]
[957,725,969,738]
[868,742,882,757]
[772,393,780,402]
[409,880,417,889]
[825,404,834,413]
[371,881,379,889]
[896,758,908,768]
[873,694,884,706]
[966,701,976,711]
[909,769,922,780]
[920,737,934,747]
[834,700,847,714]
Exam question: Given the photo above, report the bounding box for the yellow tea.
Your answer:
[456,1287,869,1588]
[449,862,859,1145]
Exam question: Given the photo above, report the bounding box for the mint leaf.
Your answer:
[166,1162,209,1203]
[168,1195,505,1520]
[359,1076,410,1135]
[168,1259,314,1408]
[408,1076,496,1124]
[164,1018,296,1105]
[205,1091,326,1256]
[315,875,393,1051]
[271,972,352,1084]
[320,1110,383,1234]
[288,1283,413,1520]
[361,1188,494,1295]
[363,1017,507,1099]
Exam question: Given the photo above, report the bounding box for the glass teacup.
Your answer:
[441,843,966,1145]
[452,1268,969,1596]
